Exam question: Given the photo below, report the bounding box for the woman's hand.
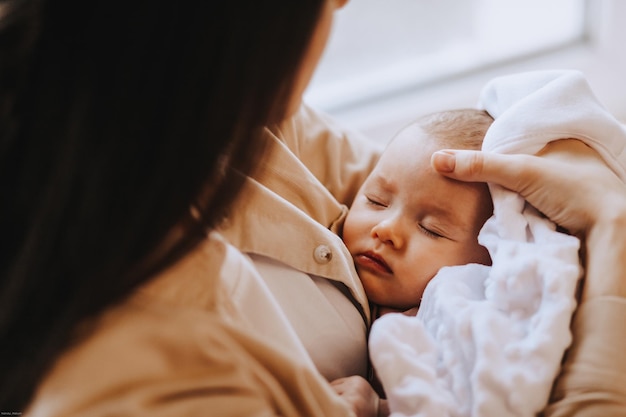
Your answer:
[431,139,626,236]
[331,376,388,417]
[431,138,626,300]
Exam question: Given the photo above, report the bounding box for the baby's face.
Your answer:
[343,126,493,311]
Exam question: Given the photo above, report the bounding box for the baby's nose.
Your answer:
[372,216,405,249]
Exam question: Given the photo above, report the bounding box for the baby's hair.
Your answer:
[413,108,494,150]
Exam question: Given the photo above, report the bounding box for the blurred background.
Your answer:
[304,0,626,143]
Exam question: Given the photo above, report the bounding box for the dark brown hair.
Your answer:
[0,0,325,409]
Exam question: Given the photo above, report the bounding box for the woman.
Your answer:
[1,1,625,416]
[2,0,360,413]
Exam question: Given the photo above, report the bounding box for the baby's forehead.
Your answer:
[390,123,429,144]
[377,131,442,175]
[370,158,490,231]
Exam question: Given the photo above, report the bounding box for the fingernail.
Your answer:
[431,150,456,172]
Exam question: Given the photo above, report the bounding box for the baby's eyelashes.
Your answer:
[418,223,444,239]
[365,195,387,208]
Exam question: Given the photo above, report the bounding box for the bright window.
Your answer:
[305,0,587,113]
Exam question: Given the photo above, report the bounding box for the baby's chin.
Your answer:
[375,305,419,317]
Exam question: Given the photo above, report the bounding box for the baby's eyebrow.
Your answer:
[370,174,395,192]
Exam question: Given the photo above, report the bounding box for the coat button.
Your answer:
[313,244,333,264]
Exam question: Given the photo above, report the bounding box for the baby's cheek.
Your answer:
[466,241,491,266]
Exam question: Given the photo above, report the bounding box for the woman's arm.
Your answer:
[545,211,626,416]
[581,211,626,300]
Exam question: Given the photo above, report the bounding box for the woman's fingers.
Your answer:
[431,139,626,235]
[431,149,537,192]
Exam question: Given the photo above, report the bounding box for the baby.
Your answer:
[332,108,494,416]
[342,108,494,317]
[334,71,591,417]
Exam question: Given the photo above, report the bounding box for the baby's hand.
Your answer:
[331,375,388,417]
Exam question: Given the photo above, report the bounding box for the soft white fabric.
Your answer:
[369,70,626,417]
